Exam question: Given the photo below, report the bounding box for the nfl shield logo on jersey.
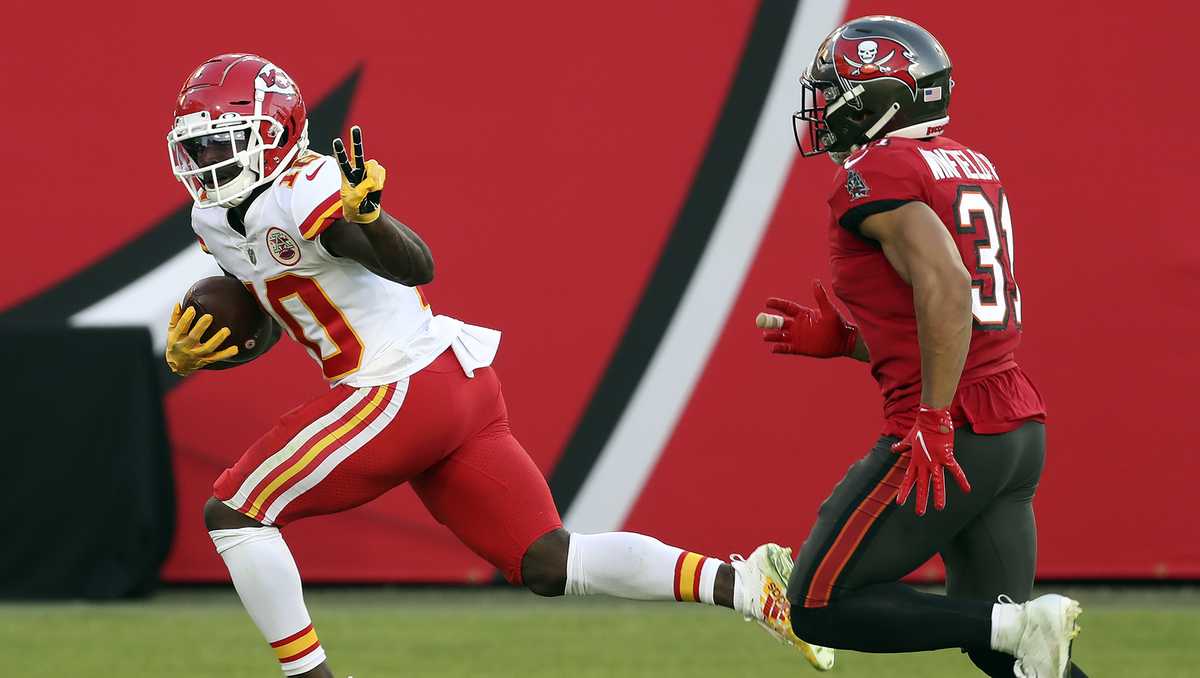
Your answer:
[845,169,870,200]
[267,227,301,266]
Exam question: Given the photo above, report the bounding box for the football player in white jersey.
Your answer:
[164,53,834,677]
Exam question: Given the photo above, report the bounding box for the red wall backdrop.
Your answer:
[2,1,1197,582]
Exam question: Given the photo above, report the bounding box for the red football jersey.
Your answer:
[827,135,1046,437]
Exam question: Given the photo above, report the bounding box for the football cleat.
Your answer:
[1009,594,1082,678]
[730,543,835,671]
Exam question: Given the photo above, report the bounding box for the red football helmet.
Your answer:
[167,54,308,208]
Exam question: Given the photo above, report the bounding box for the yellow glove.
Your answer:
[165,304,239,376]
[332,125,386,224]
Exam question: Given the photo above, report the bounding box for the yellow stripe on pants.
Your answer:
[248,385,388,519]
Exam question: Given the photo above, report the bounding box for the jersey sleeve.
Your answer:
[288,154,344,240]
[828,144,930,235]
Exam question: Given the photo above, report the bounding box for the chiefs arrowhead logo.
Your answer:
[835,36,918,99]
[255,63,297,96]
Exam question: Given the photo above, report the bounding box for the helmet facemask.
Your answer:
[794,78,836,158]
[794,77,900,161]
[168,110,297,208]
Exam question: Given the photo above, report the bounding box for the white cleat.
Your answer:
[1010,594,1082,678]
[730,543,835,671]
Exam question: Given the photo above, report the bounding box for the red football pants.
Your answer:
[213,350,563,583]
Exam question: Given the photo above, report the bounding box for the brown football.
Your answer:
[180,276,272,364]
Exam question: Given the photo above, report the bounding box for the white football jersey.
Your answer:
[191,151,499,386]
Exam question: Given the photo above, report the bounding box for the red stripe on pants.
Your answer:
[803,459,907,607]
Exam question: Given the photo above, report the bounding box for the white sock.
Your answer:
[564,532,725,604]
[695,552,722,605]
[990,599,1024,654]
[210,527,327,676]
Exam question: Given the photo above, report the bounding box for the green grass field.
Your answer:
[1,587,1194,676]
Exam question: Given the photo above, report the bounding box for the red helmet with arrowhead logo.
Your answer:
[167,54,309,208]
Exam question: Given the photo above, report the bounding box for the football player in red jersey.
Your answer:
[761,16,1089,678]
[163,54,835,677]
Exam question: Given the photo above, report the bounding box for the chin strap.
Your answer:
[825,101,892,163]
[863,103,901,142]
[215,167,261,208]
[830,110,951,166]
[825,84,866,117]
[214,121,310,208]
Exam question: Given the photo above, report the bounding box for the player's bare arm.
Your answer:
[860,200,972,516]
[859,201,971,409]
[321,212,434,286]
[323,126,434,286]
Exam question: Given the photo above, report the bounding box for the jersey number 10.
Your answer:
[257,274,431,381]
[264,274,365,380]
[955,186,1022,330]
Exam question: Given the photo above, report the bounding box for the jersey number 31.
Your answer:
[955,186,1022,330]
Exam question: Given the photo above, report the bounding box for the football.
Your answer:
[180,276,273,364]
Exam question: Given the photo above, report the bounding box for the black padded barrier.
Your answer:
[0,326,174,599]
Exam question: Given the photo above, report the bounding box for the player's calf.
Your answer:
[205,496,332,677]
[521,529,735,606]
[524,533,835,670]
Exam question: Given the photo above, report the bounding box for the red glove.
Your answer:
[760,280,858,358]
[891,405,972,516]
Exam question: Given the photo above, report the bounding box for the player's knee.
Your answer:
[520,528,570,597]
[203,496,262,531]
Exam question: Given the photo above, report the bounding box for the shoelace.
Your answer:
[998,594,1037,678]
[728,553,785,627]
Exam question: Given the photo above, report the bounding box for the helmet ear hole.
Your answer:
[847,108,871,124]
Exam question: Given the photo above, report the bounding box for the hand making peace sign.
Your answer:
[333,125,386,224]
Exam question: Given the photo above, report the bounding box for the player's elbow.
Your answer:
[385,248,434,286]
[910,260,972,326]
[915,259,971,303]
[939,261,972,299]
[406,250,435,286]
[947,263,972,306]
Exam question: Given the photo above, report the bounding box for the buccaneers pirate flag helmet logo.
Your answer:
[835,36,918,99]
